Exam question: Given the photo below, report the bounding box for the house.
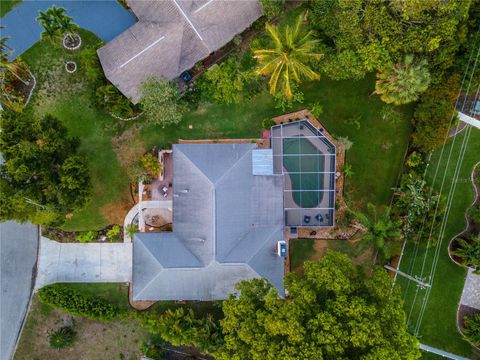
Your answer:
[97,0,263,103]
[132,143,285,301]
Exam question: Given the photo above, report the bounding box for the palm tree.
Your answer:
[254,13,322,98]
[463,313,480,347]
[37,6,78,44]
[0,31,29,84]
[374,55,430,105]
[452,235,480,274]
[352,203,402,260]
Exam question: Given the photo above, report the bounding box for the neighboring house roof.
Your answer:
[133,144,285,301]
[97,0,263,103]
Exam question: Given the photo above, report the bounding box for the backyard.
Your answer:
[19,26,412,231]
[397,128,480,358]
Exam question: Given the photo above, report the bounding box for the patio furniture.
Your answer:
[162,186,168,192]
[315,214,323,222]
[304,215,311,224]
[163,192,168,198]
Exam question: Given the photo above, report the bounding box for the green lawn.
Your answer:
[0,0,20,17]
[21,30,130,231]
[397,127,480,357]
[20,27,411,230]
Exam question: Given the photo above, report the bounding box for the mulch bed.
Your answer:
[42,224,123,243]
[457,304,480,334]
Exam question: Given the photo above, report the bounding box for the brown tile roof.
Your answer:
[97,0,263,103]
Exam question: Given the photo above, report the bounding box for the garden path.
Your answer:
[1,0,135,59]
[35,237,132,290]
[460,269,480,310]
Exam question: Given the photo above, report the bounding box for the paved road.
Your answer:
[0,0,136,59]
[36,237,132,289]
[0,221,39,360]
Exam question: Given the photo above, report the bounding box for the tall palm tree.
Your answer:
[374,55,430,105]
[37,6,78,44]
[352,203,402,260]
[254,13,322,98]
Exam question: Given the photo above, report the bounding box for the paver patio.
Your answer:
[460,269,480,310]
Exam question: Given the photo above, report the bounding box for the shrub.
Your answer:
[76,230,97,243]
[310,102,324,119]
[452,236,480,273]
[49,326,76,349]
[140,77,185,127]
[273,86,304,112]
[79,46,103,84]
[38,284,118,320]
[469,205,480,224]
[463,313,480,346]
[406,151,423,168]
[106,225,121,242]
[262,118,276,129]
[260,0,285,19]
[95,83,140,118]
[141,153,161,178]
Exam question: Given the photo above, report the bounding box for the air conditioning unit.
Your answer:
[276,240,287,258]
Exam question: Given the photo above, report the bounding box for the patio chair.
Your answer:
[304,215,311,224]
[315,214,323,222]
[163,192,168,198]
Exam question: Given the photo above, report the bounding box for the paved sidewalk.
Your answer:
[35,237,132,290]
[460,268,480,310]
[0,221,38,360]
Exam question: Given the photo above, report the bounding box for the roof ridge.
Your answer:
[213,144,255,186]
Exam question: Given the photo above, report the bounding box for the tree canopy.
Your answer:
[254,13,322,98]
[218,251,420,360]
[139,76,185,127]
[0,112,91,225]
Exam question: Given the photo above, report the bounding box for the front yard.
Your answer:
[20,28,412,231]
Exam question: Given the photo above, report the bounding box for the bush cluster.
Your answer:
[38,284,118,321]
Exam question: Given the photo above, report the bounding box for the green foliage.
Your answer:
[468,205,480,224]
[76,230,97,243]
[38,284,118,321]
[412,74,460,152]
[380,105,405,124]
[140,307,223,355]
[254,13,322,98]
[392,174,444,245]
[343,163,354,177]
[125,224,137,239]
[452,235,480,273]
[37,6,79,44]
[218,251,420,359]
[139,77,185,127]
[95,83,140,118]
[374,55,430,105]
[310,102,323,119]
[406,151,423,168]
[198,58,254,105]
[141,153,162,178]
[0,112,92,226]
[273,84,304,111]
[307,0,472,81]
[140,341,164,359]
[261,118,276,129]
[79,46,103,84]
[48,326,76,349]
[463,313,480,346]
[106,225,121,242]
[351,203,402,260]
[260,0,285,19]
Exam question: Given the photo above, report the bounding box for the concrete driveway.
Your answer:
[35,237,132,290]
[0,221,39,360]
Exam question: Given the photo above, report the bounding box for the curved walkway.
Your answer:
[0,0,136,59]
[123,200,173,242]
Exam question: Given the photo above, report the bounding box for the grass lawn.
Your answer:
[142,74,413,210]
[0,0,20,17]
[15,284,148,360]
[20,26,411,230]
[20,29,131,231]
[397,127,480,357]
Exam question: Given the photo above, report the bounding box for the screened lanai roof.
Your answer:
[271,120,336,227]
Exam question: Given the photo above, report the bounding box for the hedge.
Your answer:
[38,284,118,321]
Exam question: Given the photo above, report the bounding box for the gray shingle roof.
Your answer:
[133,143,285,301]
[97,0,263,103]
